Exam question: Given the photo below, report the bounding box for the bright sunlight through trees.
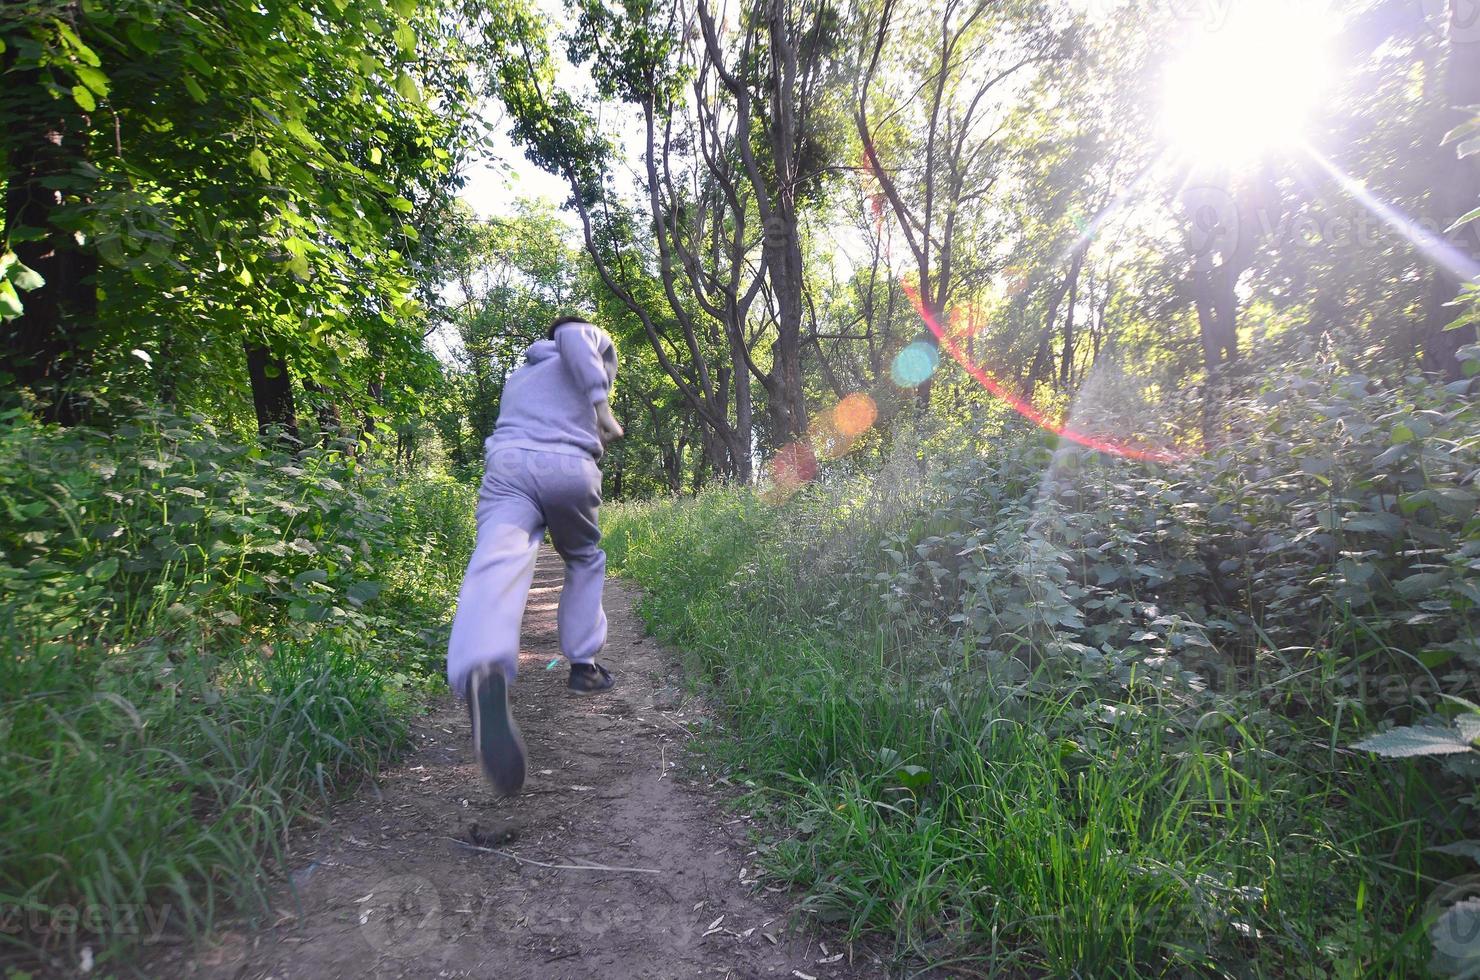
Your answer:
[1161,1,1338,165]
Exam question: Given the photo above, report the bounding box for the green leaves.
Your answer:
[86,557,120,582]
[0,402,459,656]
[394,70,421,102]
[894,765,933,791]
[10,263,44,292]
[393,21,417,56]
[1395,571,1451,598]
[345,580,383,607]
[2,0,480,431]
[182,74,208,103]
[74,64,110,97]
[0,281,25,321]
[56,20,100,66]
[1353,721,1479,758]
[0,252,45,321]
[284,117,320,150]
[2,252,45,293]
[248,148,271,180]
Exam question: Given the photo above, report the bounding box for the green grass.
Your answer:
[0,403,475,971]
[603,483,1440,976]
[0,635,409,964]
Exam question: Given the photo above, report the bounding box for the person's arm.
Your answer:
[555,323,624,444]
[593,398,624,446]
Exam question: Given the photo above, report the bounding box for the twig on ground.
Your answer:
[443,837,662,874]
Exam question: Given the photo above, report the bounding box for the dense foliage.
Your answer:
[605,353,1480,975]
[0,402,474,968]
[0,0,498,434]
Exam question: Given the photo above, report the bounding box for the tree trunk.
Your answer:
[303,380,342,447]
[1059,266,1079,388]
[244,342,299,445]
[363,371,385,444]
[1025,250,1084,394]
[2,9,98,424]
[727,331,753,482]
[761,0,808,445]
[696,425,727,492]
[762,224,808,441]
[1193,260,1240,372]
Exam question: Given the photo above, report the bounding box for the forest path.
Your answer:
[155,549,879,980]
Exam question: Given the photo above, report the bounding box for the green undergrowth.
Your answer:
[603,364,1479,977]
[0,402,474,972]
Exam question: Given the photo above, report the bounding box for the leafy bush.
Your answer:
[2,404,389,641]
[0,402,473,970]
[605,360,1479,976]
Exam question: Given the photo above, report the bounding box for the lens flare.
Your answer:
[891,341,940,388]
[810,392,879,461]
[902,284,1180,463]
[767,441,819,500]
[833,393,878,439]
[1305,146,1480,285]
[857,132,1180,463]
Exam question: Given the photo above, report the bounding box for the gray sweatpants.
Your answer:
[446,445,607,694]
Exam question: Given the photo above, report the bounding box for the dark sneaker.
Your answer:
[466,665,525,796]
[568,662,615,695]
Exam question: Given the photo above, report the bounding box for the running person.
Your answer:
[446,314,624,796]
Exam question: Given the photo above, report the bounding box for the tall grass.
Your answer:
[602,365,1473,976]
[0,403,474,971]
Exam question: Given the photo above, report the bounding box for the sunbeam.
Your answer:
[1304,146,1480,285]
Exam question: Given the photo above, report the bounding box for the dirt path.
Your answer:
[155,550,882,979]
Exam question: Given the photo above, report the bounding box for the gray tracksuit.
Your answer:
[446,322,618,694]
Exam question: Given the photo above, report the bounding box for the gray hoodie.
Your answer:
[486,321,619,461]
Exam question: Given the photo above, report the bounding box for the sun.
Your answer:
[1161,1,1338,166]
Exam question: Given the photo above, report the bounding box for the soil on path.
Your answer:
[155,550,882,980]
